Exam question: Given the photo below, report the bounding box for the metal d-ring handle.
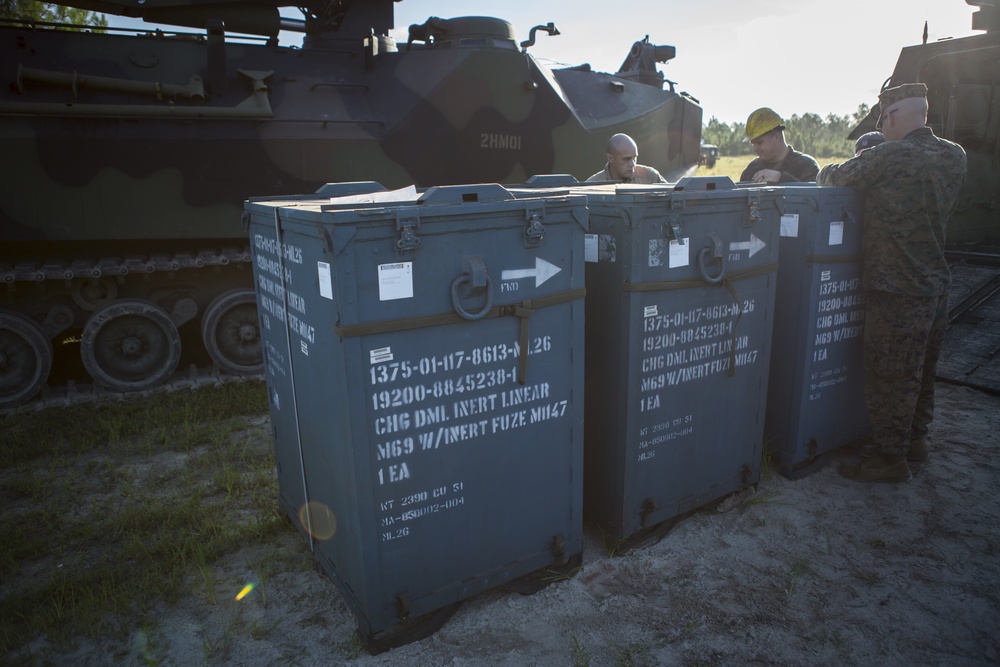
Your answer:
[697,233,726,285]
[451,272,494,320]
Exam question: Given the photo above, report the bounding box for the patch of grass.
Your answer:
[248,548,279,608]
[338,633,365,659]
[195,547,219,606]
[760,437,779,483]
[571,632,591,667]
[784,557,814,594]
[600,529,630,558]
[740,487,786,509]
[250,617,282,640]
[609,639,649,666]
[850,569,881,587]
[0,380,268,466]
[0,381,284,657]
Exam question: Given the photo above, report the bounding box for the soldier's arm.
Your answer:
[816,152,881,188]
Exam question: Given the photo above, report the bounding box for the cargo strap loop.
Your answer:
[621,261,779,377]
[334,287,586,384]
[620,261,778,293]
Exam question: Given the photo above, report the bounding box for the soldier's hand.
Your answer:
[753,169,780,184]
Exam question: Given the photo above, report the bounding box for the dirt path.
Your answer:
[22,382,1000,666]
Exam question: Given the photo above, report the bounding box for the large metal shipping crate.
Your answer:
[763,186,869,478]
[576,177,781,540]
[244,184,588,651]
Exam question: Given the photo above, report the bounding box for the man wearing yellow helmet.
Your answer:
[739,107,819,184]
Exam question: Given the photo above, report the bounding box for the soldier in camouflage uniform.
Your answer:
[817,83,967,483]
[587,133,667,184]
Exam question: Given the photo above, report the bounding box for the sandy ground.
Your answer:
[24,381,1000,666]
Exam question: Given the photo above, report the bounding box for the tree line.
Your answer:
[1,0,105,26]
[702,105,873,158]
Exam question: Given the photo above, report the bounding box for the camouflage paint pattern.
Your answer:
[862,290,948,456]
[0,1,703,405]
[817,127,967,296]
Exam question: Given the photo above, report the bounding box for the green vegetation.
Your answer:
[0,381,287,661]
[697,154,854,183]
[702,105,872,159]
[571,631,592,667]
[0,0,107,26]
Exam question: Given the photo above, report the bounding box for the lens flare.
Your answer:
[235,582,255,601]
[298,501,338,540]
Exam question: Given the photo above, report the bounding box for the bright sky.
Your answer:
[387,0,979,124]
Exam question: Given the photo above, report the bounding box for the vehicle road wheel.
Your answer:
[201,289,263,376]
[80,299,182,392]
[71,277,119,311]
[0,310,53,409]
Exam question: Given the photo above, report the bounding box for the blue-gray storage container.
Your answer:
[244,183,588,652]
[763,185,869,477]
[567,177,781,540]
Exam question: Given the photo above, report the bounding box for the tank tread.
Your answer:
[1,243,260,410]
[1,245,252,284]
[1,364,264,416]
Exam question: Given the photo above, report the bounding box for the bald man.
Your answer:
[586,133,667,184]
[817,83,967,483]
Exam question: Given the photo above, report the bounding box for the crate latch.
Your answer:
[667,218,685,244]
[395,208,421,252]
[745,191,761,227]
[524,208,545,245]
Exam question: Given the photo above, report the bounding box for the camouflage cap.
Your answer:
[876,82,927,129]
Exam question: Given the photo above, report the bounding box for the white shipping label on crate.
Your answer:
[584,234,599,263]
[780,213,800,237]
[378,262,413,301]
[317,261,333,299]
[829,221,845,246]
[668,239,689,268]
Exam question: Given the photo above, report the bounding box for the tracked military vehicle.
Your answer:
[0,0,703,408]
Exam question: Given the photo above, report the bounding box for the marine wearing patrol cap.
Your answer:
[875,82,928,129]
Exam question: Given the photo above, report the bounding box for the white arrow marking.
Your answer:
[728,233,768,258]
[501,257,562,288]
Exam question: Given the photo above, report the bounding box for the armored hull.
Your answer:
[0,3,702,408]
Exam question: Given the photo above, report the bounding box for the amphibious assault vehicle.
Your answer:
[0,0,703,408]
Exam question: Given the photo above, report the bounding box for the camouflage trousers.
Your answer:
[863,289,949,456]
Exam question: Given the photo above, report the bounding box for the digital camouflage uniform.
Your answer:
[739,146,819,183]
[586,164,667,184]
[817,126,967,457]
